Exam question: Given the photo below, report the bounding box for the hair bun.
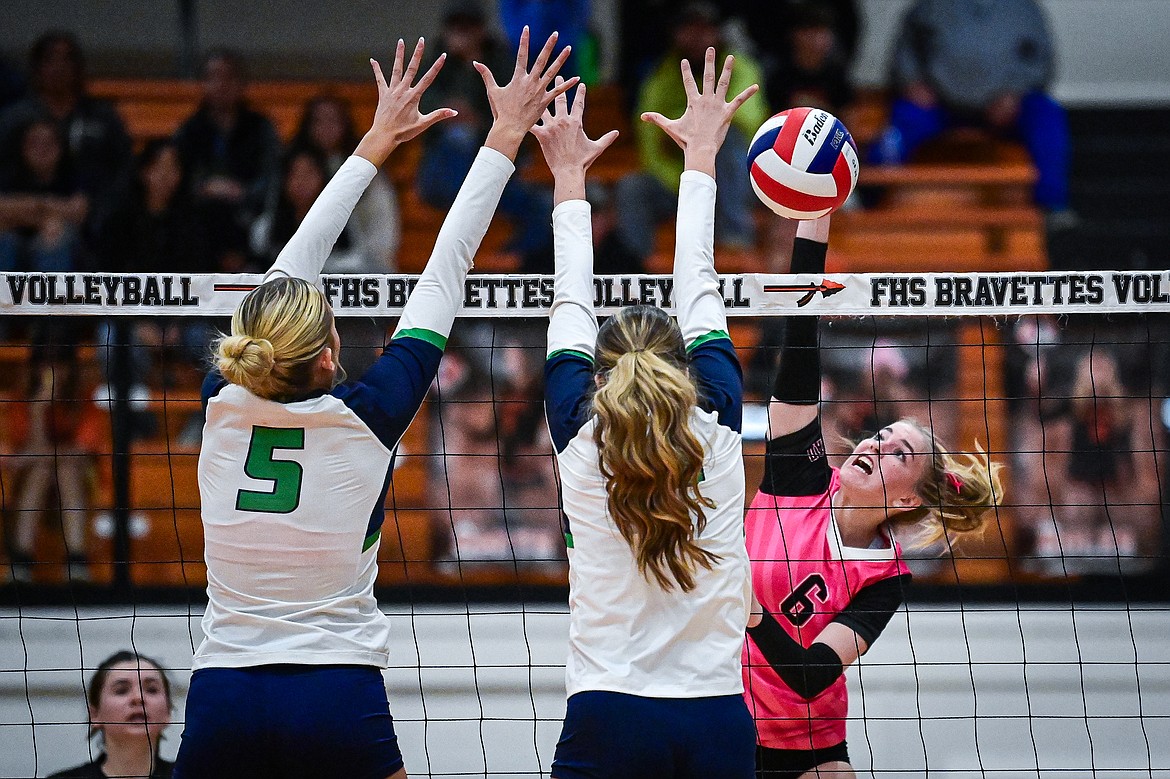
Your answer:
[218,334,276,384]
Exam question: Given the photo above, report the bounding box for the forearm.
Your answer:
[673,171,724,347]
[44,195,89,226]
[393,146,514,343]
[265,155,378,283]
[771,236,827,405]
[0,196,45,228]
[747,609,844,700]
[547,199,597,359]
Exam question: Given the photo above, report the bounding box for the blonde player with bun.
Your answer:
[534,50,761,778]
[744,213,1005,779]
[174,31,576,779]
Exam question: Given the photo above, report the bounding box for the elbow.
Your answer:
[791,676,837,702]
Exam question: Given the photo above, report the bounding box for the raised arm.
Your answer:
[768,216,830,437]
[389,27,576,349]
[531,79,618,452]
[642,49,758,430]
[267,38,455,283]
[758,215,833,497]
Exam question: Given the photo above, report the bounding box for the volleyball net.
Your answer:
[0,270,1168,778]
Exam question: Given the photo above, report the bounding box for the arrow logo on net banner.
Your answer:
[763,279,846,307]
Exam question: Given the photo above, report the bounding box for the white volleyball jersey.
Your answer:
[194,148,515,670]
[551,409,749,698]
[544,172,750,699]
[196,383,400,668]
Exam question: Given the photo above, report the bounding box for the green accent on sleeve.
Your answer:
[687,330,731,352]
[362,529,381,552]
[564,532,575,549]
[547,348,594,364]
[394,328,447,351]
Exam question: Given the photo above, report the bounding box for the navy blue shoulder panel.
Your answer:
[201,370,228,411]
[690,337,743,433]
[333,335,444,451]
[544,351,595,454]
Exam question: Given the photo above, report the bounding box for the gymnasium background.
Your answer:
[1,1,1168,777]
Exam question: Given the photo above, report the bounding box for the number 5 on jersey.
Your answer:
[236,426,305,513]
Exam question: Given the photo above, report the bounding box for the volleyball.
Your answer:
[746,107,860,219]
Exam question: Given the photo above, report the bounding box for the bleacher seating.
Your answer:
[89,78,1047,275]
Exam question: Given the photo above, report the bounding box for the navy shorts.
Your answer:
[552,691,757,779]
[173,665,403,779]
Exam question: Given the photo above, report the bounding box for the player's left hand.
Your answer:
[641,47,758,175]
[532,79,619,177]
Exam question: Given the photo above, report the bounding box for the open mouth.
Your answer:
[853,455,874,475]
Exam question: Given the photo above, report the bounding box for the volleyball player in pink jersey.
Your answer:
[743,215,1005,779]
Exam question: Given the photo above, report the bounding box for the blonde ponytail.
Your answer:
[593,306,719,592]
[889,421,1006,551]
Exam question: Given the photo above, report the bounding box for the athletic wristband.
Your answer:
[771,237,828,403]
[748,608,844,700]
[791,236,828,275]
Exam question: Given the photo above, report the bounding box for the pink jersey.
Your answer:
[743,468,910,750]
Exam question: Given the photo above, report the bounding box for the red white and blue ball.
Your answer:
[746,107,859,219]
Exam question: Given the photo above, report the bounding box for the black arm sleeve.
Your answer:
[771,237,827,405]
[747,609,844,701]
[761,418,831,496]
[832,574,912,647]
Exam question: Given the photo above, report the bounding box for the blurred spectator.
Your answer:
[762,2,855,115]
[290,94,400,273]
[173,48,280,272]
[0,117,88,273]
[586,181,642,274]
[431,326,564,570]
[100,140,208,274]
[1060,350,1137,557]
[416,0,554,271]
[5,346,105,583]
[1009,321,1163,576]
[621,0,858,100]
[97,140,212,394]
[251,148,342,266]
[499,0,598,85]
[0,54,26,113]
[868,0,1074,222]
[0,32,131,231]
[431,347,512,567]
[614,2,768,264]
[723,0,860,71]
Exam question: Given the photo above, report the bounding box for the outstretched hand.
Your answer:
[641,47,758,176]
[475,26,579,160]
[532,79,619,204]
[354,38,457,166]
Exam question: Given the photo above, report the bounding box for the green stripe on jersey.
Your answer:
[395,328,447,350]
[564,532,575,549]
[547,348,594,364]
[362,529,381,552]
[687,330,731,352]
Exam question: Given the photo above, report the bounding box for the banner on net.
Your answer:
[4,271,1170,317]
